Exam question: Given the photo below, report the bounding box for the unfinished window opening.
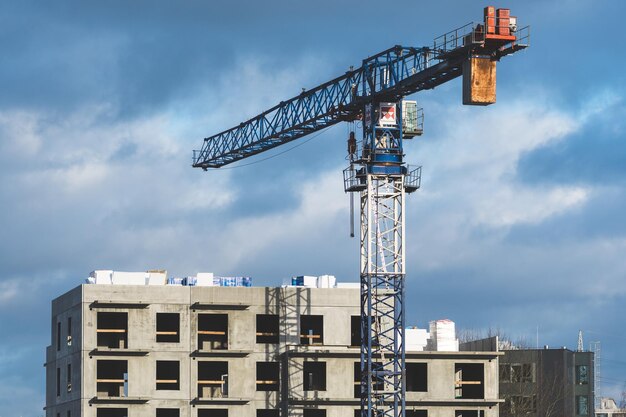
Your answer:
[157,313,180,343]
[97,360,128,397]
[67,411,71,417]
[197,409,228,417]
[300,315,323,345]
[499,364,511,382]
[257,410,279,417]
[406,362,427,392]
[455,411,484,417]
[97,312,128,349]
[577,365,589,385]
[303,410,326,417]
[406,411,428,417]
[67,363,72,392]
[67,317,72,346]
[455,363,484,399]
[352,316,381,347]
[353,362,361,398]
[304,361,326,391]
[511,363,534,383]
[156,409,180,417]
[577,395,590,415]
[198,361,228,398]
[256,314,279,344]
[198,314,228,350]
[96,409,128,417]
[508,395,537,414]
[56,367,60,396]
[156,361,180,390]
[353,362,384,398]
[351,316,360,346]
[256,362,279,391]
[57,321,61,351]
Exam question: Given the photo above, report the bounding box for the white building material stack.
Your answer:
[146,271,167,285]
[196,272,215,287]
[90,270,113,285]
[406,327,430,351]
[428,319,459,352]
[317,275,336,288]
[111,271,147,286]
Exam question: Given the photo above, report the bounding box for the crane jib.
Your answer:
[192,21,528,169]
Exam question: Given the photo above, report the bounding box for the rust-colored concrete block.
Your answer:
[462,56,496,105]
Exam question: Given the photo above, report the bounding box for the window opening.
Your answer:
[56,367,60,396]
[304,361,326,391]
[97,312,128,349]
[354,362,383,398]
[97,410,128,417]
[198,361,228,398]
[257,410,279,417]
[303,410,326,417]
[406,362,427,392]
[406,411,428,417]
[256,314,279,344]
[300,315,323,345]
[197,409,228,417]
[156,409,180,417]
[256,362,280,391]
[97,360,128,397]
[57,321,61,351]
[67,363,72,392]
[577,395,589,415]
[351,316,360,346]
[157,313,180,343]
[156,361,180,390]
[454,363,484,399]
[499,364,511,382]
[67,317,72,346]
[577,365,589,385]
[198,314,228,350]
[454,411,484,417]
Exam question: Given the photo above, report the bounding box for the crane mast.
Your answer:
[193,7,529,417]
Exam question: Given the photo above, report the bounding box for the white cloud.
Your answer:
[0,280,19,304]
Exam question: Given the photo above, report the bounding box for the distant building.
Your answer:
[499,347,594,417]
[596,397,626,417]
[46,270,502,417]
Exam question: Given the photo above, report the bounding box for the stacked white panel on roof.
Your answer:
[406,327,429,352]
[196,272,215,287]
[336,282,360,289]
[146,271,167,285]
[111,271,146,286]
[428,319,459,352]
[90,270,113,285]
[317,275,336,288]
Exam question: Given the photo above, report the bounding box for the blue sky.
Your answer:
[1,0,625,414]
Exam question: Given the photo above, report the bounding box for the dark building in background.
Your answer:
[499,347,594,417]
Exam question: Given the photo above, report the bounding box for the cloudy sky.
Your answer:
[1,0,625,414]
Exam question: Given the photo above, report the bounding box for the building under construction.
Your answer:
[45,271,502,417]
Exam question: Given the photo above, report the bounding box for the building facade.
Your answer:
[499,348,594,417]
[46,283,502,417]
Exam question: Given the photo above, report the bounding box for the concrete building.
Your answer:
[46,276,502,417]
[499,347,594,417]
[596,398,626,417]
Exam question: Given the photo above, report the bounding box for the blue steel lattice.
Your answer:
[192,22,528,169]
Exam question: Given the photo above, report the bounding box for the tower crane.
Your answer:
[193,7,529,417]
